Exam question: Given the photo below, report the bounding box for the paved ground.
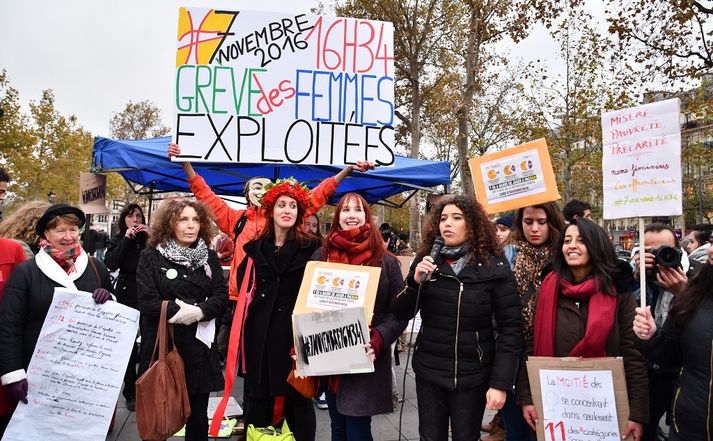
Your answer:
[107,357,496,441]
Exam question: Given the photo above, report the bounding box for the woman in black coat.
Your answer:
[104,203,148,411]
[136,199,227,441]
[236,178,319,441]
[391,195,523,441]
[0,204,114,436]
[634,243,713,441]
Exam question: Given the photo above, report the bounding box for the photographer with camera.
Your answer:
[630,223,699,441]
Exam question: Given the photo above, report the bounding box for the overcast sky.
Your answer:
[0,0,604,138]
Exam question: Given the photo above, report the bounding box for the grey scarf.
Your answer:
[157,238,212,279]
[440,244,470,275]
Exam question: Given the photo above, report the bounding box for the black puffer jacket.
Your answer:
[391,254,523,391]
[637,296,713,440]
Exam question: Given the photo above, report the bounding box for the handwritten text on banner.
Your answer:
[3,289,139,441]
[538,369,620,441]
[172,8,395,166]
[601,99,682,219]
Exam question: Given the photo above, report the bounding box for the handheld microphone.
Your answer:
[420,236,445,283]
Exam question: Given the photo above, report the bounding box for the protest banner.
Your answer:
[172,8,395,166]
[526,357,630,441]
[3,289,139,441]
[293,307,374,376]
[468,138,560,214]
[78,172,108,215]
[293,261,380,324]
[601,98,682,307]
[601,98,682,219]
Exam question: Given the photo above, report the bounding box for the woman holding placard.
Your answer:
[311,192,406,441]
[518,218,648,440]
[136,199,227,441]
[633,243,713,441]
[236,178,320,441]
[391,195,523,441]
[0,204,114,435]
[501,202,564,441]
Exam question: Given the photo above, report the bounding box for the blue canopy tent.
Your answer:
[92,136,450,208]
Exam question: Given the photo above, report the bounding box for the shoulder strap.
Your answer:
[150,301,170,365]
[87,256,101,285]
[232,213,249,243]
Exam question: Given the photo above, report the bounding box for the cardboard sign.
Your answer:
[78,172,108,215]
[601,99,682,219]
[468,139,560,214]
[526,357,630,441]
[293,307,374,376]
[172,8,395,166]
[4,289,139,441]
[293,261,380,324]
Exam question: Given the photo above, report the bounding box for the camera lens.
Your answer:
[656,246,681,268]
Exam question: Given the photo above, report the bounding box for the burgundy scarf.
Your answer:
[326,224,373,265]
[533,272,617,357]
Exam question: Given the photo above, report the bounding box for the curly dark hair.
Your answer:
[418,195,501,264]
[148,198,216,248]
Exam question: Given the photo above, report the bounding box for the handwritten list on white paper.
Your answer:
[3,288,139,440]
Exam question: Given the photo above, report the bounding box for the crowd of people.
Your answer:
[0,152,711,441]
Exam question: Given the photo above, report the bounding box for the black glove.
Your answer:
[6,379,28,404]
[92,288,112,304]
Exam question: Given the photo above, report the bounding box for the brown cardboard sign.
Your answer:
[78,172,109,215]
[526,357,630,441]
[293,261,381,324]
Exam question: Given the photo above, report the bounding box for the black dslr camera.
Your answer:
[651,245,682,268]
[646,245,682,280]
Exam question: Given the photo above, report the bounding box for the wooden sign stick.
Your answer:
[639,217,646,309]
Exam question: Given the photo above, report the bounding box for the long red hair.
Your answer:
[322,193,385,267]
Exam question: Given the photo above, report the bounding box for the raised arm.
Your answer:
[168,142,196,179]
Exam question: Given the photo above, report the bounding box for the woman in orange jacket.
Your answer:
[168,142,375,301]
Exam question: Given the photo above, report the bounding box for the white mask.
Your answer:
[247,177,272,207]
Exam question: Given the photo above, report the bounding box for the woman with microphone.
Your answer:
[392,195,523,441]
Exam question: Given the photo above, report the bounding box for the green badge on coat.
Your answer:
[166,268,178,280]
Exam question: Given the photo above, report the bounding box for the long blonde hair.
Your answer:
[0,200,51,245]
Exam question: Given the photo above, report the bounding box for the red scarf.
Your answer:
[533,272,617,357]
[39,238,82,274]
[326,224,373,265]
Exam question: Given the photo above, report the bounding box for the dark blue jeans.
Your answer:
[501,388,536,441]
[325,392,372,441]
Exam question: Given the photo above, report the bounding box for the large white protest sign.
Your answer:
[601,99,682,219]
[526,357,630,441]
[293,307,373,376]
[538,369,620,441]
[3,289,139,441]
[172,8,395,166]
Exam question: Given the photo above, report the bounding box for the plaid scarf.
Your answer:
[157,238,212,279]
[39,238,83,274]
[512,240,551,340]
[326,224,373,265]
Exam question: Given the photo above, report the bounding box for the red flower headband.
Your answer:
[260,178,312,213]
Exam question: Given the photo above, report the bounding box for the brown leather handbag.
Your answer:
[286,369,318,399]
[136,301,191,440]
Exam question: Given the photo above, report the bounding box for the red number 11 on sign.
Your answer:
[544,421,566,441]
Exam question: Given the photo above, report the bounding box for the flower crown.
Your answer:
[260,177,312,212]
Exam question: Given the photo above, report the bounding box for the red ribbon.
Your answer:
[209,258,253,436]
